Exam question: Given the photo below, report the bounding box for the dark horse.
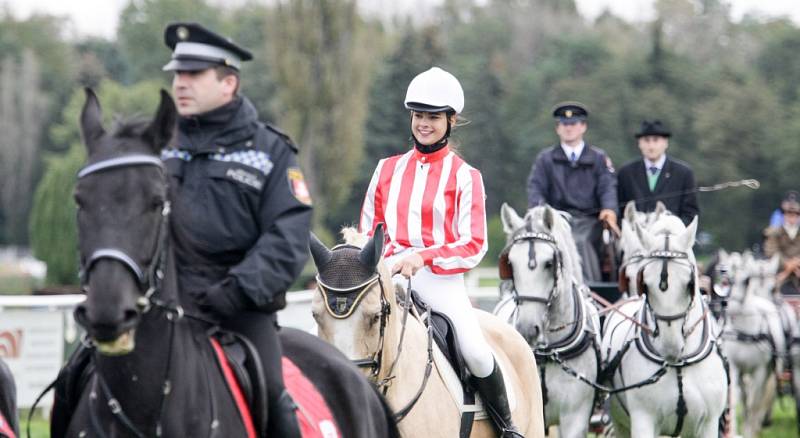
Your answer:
[63,88,399,437]
[0,358,17,438]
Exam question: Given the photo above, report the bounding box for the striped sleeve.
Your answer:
[417,166,488,274]
[359,160,384,235]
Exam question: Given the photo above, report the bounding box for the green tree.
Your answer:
[330,24,445,229]
[117,0,219,84]
[269,0,379,231]
[30,80,163,286]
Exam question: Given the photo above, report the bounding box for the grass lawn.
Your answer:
[757,398,797,438]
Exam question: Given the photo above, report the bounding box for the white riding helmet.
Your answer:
[404,67,464,114]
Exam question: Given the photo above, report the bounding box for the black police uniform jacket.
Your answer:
[526,144,617,215]
[162,96,312,313]
[616,156,699,226]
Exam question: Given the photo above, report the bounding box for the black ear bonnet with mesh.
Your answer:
[309,225,385,318]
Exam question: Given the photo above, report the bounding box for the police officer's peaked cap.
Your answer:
[163,22,253,72]
[635,120,671,138]
[552,101,588,122]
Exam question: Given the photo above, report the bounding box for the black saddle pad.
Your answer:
[409,290,471,383]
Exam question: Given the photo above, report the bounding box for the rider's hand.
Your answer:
[598,209,617,224]
[598,209,620,236]
[197,277,251,320]
[391,253,425,278]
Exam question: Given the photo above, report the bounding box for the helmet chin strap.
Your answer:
[412,120,452,154]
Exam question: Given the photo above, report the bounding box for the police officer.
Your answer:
[526,102,617,282]
[161,22,311,437]
[617,120,698,225]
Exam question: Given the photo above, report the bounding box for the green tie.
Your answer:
[648,166,660,191]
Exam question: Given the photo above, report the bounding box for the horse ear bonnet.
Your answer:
[318,246,376,289]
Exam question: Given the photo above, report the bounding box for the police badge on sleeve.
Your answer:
[287,167,313,205]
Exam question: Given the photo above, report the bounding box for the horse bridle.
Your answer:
[636,234,697,323]
[76,154,187,438]
[78,154,172,315]
[499,228,563,305]
[317,264,434,422]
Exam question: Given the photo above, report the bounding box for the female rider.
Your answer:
[359,67,521,437]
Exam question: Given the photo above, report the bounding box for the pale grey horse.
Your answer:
[494,204,600,438]
[602,216,727,437]
[718,250,787,437]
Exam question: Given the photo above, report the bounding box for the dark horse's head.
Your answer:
[73,89,177,355]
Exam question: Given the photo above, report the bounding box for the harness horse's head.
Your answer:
[499,204,575,346]
[309,225,394,377]
[635,217,700,357]
[73,89,177,355]
[742,254,780,300]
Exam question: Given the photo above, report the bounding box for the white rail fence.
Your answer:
[0,268,501,409]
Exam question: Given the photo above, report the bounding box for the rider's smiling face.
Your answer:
[411,111,454,146]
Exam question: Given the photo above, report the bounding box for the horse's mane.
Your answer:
[524,206,583,286]
[342,227,368,247]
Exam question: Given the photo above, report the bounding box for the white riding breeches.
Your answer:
[385,252,496,378]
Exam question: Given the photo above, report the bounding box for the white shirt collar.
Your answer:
[785,224,799,240]
[644,154,667,172]
[561,141,585,160]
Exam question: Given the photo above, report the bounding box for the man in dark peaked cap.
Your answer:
[617,120,698,225]
[526,101,618,282]
[50,22,310,438]
[161,22,311,438]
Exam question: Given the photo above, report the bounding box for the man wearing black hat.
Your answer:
[617,120,698,225]
[526,101,618,282]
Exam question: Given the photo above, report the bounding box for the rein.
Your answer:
[318,275,434,422]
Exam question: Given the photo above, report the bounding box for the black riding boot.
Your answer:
[472,360,524,438]
[268,390,302,438]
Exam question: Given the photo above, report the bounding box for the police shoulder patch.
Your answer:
[287,167,312,205]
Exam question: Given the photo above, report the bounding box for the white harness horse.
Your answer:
[717,250,786,437]
[494,204,600,438]
[602,216,727,437]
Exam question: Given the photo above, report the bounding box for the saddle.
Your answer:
[210,329,266,437]
[210,331,341,438]
[407,290,516,425]
[409,290,470,381]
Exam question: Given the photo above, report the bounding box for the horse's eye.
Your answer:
[544,261,554,270]
[370,313,381,326]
